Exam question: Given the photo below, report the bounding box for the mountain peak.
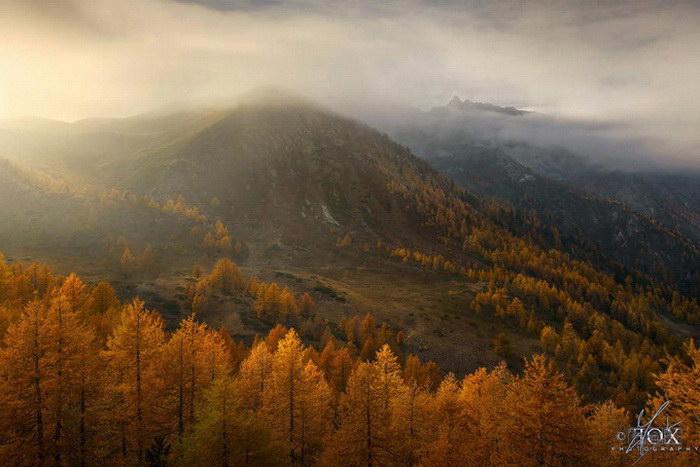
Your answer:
[447,96,463,108]
[434,96,530,117]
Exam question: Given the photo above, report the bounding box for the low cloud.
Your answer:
[0,0,698,165]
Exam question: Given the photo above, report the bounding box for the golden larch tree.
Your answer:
[262,330,332,464]
[0,301,51,465]
[102,299,166,464]
[182,375,286,466]
[322,345,405,466]
[208,258,244,295]
[494,354,592,466]
[238,341,274,411]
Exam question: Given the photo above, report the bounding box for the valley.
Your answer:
[1,98,699,405]
[4,1,700,464]
[1,96,699,466]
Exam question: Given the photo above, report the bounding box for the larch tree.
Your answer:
[458,363,513,465]
[161,315,231,448]
[317,339,336,380]
[296,361,333,464]
[322,346,404,466]
[182,375,286,467]
[102,299,166,464]
[0,301,50,465]
[59,273,88,315]
[0,294,99,466]
[264,324,288,352]
[321,362,381,466]
[298,293,315,318]
[140,244,154,271]
[120,247,136,274]
[421,373,466,466]
[238,342,274,411]
[391,382,432,467]
[374,345,404,415]
[495,354,592,466]
[88,282,119,315]
[26,264,54,297]
[70,317,103,467]
[191,280,213,315]
[330,346,355,393]
[208,258,244,295]
[262,330,332,464]
[161,316,212,445]
[587,401,630,467]
[653,339,700,448]
[43,293,98,466]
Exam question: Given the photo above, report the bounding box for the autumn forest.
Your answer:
[0,241,699,466]
[2,7,700,462]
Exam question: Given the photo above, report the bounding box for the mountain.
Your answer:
[0,160,86,253]
[563,171,700,244]
[380,97,700,292]
[0,102,522,372]
[436,96,531,117]
[81,102,470,264]
[0,157,218,283]
[1,98,699,390]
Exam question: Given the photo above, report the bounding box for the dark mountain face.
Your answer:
[563,171,700,244]
[429,153,699,283]
[378,98,700,284]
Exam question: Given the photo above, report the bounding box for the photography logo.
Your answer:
[614,401,689,464]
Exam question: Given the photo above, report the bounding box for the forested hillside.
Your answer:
[0,256,698,466]
[1,101,699,465]
[379,99,700,292]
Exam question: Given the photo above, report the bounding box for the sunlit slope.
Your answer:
[96,103,464,261]
[0,109,231,185]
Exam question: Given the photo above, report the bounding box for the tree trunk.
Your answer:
[178,339,184,441]
[135,312,143,464]
[53,304,64,467]
[33,318,45,466]
[79,378,86,467]
[289,359,296,464]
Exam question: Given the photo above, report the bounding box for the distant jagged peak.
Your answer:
[437,96,530,117]
[447,96,463,108]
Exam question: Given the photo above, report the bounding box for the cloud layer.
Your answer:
[1,0,698,164]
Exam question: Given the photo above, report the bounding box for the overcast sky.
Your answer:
[1,0,698,162]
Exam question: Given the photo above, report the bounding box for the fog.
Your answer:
[1,0,698,166]
[355,99,691,173]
